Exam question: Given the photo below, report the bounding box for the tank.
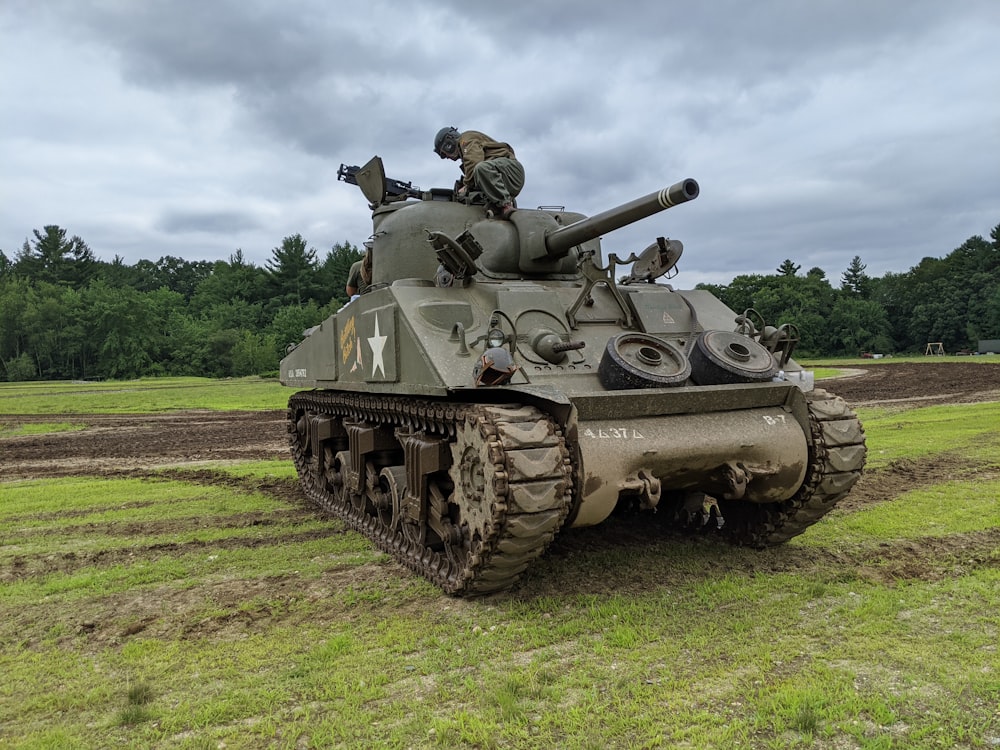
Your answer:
[281,156,866,595]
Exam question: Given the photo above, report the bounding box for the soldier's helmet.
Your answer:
[434,127,460,159]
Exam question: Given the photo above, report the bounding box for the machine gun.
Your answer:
[338,162,422,200]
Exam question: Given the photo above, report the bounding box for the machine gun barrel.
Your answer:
[544,178,699,259]
[338,163,421,199]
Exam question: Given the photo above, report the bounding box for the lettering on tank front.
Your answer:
[582,427,646,439]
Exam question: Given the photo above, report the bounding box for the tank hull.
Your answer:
[282,279,865,594]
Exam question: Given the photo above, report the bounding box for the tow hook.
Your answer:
[619,468,662,510]
[702,496,725,529]
[683,491,725,529]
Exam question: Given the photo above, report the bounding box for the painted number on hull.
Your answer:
[762,414,787,425]
[583,427,645,439]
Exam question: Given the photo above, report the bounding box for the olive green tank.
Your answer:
[280,156,866,595]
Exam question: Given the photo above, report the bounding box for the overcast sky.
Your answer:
[2,0,998,287]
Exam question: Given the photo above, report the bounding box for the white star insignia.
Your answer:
[368,314,388,378]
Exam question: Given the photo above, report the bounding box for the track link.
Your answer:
[287,392,573,596]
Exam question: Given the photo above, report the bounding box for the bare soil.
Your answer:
[3,361,999,608]
[819,360,1000,407]
[0,410,289,480]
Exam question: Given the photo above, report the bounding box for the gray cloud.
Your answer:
[1,0,997,288]
[156,209,262,235]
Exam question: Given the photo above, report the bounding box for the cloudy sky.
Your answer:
[2,0,998,287]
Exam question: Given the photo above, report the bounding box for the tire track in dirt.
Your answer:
[823,361,1000,407]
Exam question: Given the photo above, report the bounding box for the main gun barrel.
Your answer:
[544,178,699,259]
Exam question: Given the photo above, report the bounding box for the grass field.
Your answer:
[1,373,998,749]
[0,377,289,415]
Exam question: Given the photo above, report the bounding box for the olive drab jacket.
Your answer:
[458,131,517,189]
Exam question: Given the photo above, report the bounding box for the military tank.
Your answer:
[280,156,866,595]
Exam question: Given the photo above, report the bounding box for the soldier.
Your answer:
[345,242,372,298]
[433,127,524,219]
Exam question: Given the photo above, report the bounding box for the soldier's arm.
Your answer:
[460,135,486,186]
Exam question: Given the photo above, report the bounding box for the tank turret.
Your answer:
[279,155,866,596]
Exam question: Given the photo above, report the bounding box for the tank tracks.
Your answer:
[287,392,573,596]
[671,388,867,546]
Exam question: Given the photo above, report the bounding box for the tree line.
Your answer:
[1,222,997,381]
[0,227,362,381]
[697,224,999,357]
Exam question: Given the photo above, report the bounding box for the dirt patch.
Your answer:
[822,361,1000,407]
[2,363,999,608]
[0,410,289,480]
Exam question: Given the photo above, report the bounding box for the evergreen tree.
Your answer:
[776,259,800,276]
[841,255,871,297]
[265,234,324,308]
[984,285,1000,340]
[15,225,96,286]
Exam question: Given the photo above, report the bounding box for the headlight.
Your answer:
[487,328,506,348]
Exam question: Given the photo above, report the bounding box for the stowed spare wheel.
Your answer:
[598,332,691,389]
[688,330,778,385]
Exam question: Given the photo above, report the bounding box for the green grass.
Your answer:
[857,401,1000,468]
[0,476,280,518]
[0,421,87,438]
[0,476,373,605]
[0,377,289,414]
[168,459,299,481]
[798,478,1000,544]
[4,546,996,748]
[809,366,840,380]
[1,382,999,748]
